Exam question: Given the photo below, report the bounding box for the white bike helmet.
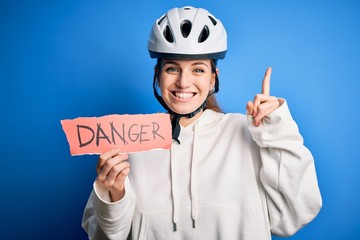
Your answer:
[148,6,227,59]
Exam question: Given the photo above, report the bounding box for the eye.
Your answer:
[165,67,178,74]
[193,68,205,73]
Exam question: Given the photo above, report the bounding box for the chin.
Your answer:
[170,104,201,115]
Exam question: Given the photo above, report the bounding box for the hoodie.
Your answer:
[82,101,322,240]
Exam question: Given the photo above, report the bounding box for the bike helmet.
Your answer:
[148,6,227,59]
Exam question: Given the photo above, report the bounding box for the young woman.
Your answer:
[82,6,322,239]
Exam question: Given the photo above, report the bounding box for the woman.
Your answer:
[82,6,322,239]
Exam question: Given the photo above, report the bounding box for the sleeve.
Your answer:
[247,99,322,237]
[81,177,136,240]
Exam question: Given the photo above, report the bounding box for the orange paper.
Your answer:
[61,113,172,155]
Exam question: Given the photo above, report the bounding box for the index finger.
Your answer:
[262,67,272,95]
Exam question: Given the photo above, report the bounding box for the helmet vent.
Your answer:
[208,15,217,26]
[198,25,209,43]
[180,20,192,38]
[158,15,166,25]
[163,25,174,43]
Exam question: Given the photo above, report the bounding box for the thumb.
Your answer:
[246,101,254,115]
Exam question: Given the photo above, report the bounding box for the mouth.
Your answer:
[172,91,196,101]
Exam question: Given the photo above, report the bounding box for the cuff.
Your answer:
[247,99,300,147]
[93,178,133,220]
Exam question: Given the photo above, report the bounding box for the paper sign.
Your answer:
[61,113,172,156]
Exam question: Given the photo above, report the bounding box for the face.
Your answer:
[157,59,216,115]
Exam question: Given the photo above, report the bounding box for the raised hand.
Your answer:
[96,148,130,202]
[246,67,281,127]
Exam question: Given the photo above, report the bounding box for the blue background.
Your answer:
[1,0,359,239]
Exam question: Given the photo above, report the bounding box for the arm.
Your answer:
[82,148,136,239]
[82,178,135,240]
[248,100,322,236]
[246,68,321,236]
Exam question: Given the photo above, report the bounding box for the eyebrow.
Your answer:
[162,60,210,69]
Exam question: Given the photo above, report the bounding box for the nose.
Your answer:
[176,71,191,89]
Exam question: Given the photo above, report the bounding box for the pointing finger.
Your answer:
[262,67,272,96]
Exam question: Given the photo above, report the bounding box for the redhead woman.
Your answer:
[82,6,322,240]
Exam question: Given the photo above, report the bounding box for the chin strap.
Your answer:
[170,102,206,144]
[171,115,182,144]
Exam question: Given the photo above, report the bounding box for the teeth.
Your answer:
[175,92,194,99]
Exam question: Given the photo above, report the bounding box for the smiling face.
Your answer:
[157,59,216,115]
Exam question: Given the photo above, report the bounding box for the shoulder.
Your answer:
[202,109,247,122]
[222,112,248,127]
[204,111,255,144]
[201,109,248,131]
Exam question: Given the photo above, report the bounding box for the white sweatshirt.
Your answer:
[82,101,322,240]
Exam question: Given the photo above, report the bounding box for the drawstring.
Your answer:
[170,143,179,231]
[190,122,198,228]
[170,120,200,231]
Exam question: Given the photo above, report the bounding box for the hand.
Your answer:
[246,67,281,127]
[96,148,130,202]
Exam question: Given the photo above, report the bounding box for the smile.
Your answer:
[172,91,196,100]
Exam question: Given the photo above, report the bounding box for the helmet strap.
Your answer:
[170,101,206,144]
